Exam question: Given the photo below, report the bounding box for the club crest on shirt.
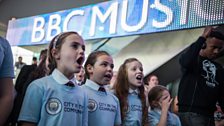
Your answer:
[45,98,62,115]
[88,99,98,112]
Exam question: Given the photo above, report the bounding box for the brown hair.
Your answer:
[48,31,79,74]
[25,49,49,86]
[113,58,148,125]
[39,49,48,61]
[84,50,110,79]
[148,85,168,109]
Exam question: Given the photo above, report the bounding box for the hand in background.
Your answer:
[202,26,213,38]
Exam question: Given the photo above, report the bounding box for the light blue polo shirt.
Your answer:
[82,79,121,126]
[18,69,88,126]
[0,37,14,78]
[123,88,143,126]
[148,108,181,126]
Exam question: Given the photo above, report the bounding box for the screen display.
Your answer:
[6,0,224,46]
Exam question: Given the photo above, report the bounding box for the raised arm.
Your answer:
[156,97,173,126]
[179,26,212,70]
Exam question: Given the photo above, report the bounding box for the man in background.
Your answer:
[178,26,224,126]
[15,56,26,70]
[144,74,159,94]
[14,57,38,94]
[32,57,37,65]
[75,66,85,85]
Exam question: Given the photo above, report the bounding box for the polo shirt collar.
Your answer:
[129,88,140,95]
[52,69,77,85]
[85,79,107,92]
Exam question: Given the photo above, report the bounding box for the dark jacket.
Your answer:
[178,37,224,117]
[8,64,37,125]
[15,64,37,93]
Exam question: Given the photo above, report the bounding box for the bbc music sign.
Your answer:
[6,0,224,46]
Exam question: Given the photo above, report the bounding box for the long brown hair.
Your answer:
[48,31,79,74]
[113,58,148,125]
[27,49,48,83]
